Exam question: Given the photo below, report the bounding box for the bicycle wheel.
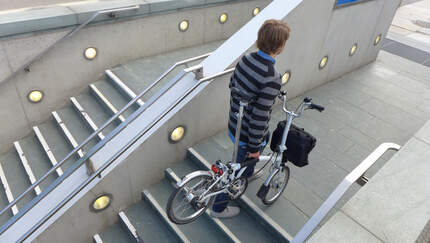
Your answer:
[167,174,215,224]
[262,165,290,205]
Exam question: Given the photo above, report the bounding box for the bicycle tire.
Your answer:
[262,165,290,205]
[167,174,215,224]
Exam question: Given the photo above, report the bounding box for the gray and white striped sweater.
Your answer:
[228,52,282,153]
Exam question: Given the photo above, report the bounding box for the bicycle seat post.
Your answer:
[232,100,247,165]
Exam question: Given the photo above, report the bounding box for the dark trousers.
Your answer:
[212,136,268,213]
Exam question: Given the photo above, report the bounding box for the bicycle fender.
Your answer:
[177,170,214,188]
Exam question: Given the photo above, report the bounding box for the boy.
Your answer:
[210,19,291,218]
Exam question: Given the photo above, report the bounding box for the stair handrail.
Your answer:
[1,4,141,85]
[291,142,401,243]
[0,53,211,231]
[17,66,235,242]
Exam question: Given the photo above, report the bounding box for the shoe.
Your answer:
[210,206,240,218]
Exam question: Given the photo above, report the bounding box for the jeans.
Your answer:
[212,135,269,213]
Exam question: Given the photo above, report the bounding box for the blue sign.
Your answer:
[336,0,371,7]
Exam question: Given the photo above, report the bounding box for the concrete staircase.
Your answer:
[94,144,292,243]
[0,40,222,228]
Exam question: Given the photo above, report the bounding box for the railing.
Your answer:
[291,142,401,243]
[18,65,234,242]
[0,52,215,237]
[1,5,140,84]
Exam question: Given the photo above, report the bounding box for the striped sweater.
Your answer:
[228,51,282,153]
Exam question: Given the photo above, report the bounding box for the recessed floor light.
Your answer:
[179,20,189,32]
[28,90,44,103]
[84,47,97,60]
[319,56,328,69]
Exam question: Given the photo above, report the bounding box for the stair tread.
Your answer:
[38,119,76,172]
[0,149,33,210]
[169,159,278,243]
[124,201,177,243]
[111,40,223,100]
[148,178,230,243]
[19,135,57,190]
[93,80,136,119]
[56,106,97,152]
[99,222,133,243]
[75,92,116,137]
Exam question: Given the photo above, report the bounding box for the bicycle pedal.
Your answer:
[257,184,269,199]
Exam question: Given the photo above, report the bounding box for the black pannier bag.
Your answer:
[270,121,316,167]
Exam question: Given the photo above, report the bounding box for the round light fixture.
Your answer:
[281,71,291,85]
[219,13,228,24]
[349,43,358,56]
[91,194,112,212]
[28,90,44,103]
[319,56,329,69]
[84,47,97,60]
[169,126,186,143]
[179,20,189,32]
[252,7,260,16]
[374,34,382,46]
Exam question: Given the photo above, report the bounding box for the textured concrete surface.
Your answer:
[0,0,269,152]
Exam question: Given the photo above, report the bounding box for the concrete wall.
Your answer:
[31,0,402,242]
[0,0,266,153]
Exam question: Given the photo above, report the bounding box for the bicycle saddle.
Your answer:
[231,87,256,104]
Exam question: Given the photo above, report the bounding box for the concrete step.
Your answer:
[16,134,58,192]
[0,160,17,224]
[98,221,133,243]
[70,97,105,141]
[92,79,136,120]
[168,159,279,243]
[33,126,63,177]
[75,91,116,137]
[164,168,240,243]
[89,83,126,124]
[13,141,42,196]
[147,170,233,243]
[118,211,142,242]
[105,69,144,107]
[0,148,33,211]
[37,117,77,172]
[123,199,179,242]
[110,40,222,101]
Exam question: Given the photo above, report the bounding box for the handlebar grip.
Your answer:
[241,157,259,168]
[310,103,325,112]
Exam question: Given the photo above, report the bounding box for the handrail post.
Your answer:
[291,143,401,243]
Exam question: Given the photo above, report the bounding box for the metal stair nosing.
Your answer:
[141,190,190,243]
[164,168,241,243]
[92,234,103,243]
[52,111,85,158]
[105,69,144,107]
[70,97,105,141]
[13,141,42,196]
[118,211,143,243]
[187,147,293,243]
[89,83,126,123]
[33,126,64,177]
[0,161,19,215]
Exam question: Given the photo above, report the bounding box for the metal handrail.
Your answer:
[18,67,235,242]
[291,142,401,243]
[0,52,211,225]
[2,5,140,84]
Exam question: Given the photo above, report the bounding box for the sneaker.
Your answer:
[210,206,240,218]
